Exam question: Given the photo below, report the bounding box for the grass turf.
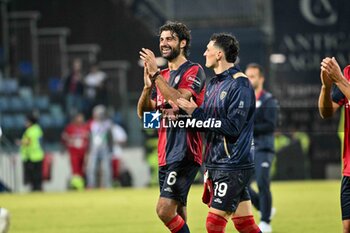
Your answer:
[0,180,342,233]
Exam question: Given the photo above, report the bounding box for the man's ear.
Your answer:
[216,51,223,61]
[180,40,186,49]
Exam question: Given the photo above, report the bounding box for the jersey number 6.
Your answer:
[167,171,177,186]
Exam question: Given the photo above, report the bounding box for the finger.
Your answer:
[142,48,154,57]
[139,51,151,60]
[144,63,149,73]
[144,48,155,56]
[139,50,148,56]
[321,61,329,67]
[168,100,179,110]
[177,98,188,105]
[321,63,330,72]
[332,57,338,64]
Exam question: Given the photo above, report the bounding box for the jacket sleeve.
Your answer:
[254,97,279,136]
[192,86,253,137]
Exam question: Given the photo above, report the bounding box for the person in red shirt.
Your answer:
[62,113,90,190]
[318,57,350,232]
[137,22,206,233]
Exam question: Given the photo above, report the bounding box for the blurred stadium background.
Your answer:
[0,0,348,213]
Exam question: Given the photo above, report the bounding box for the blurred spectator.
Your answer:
[111,119,128,184]
[246,63,279,232]
[19,114,44,191]
[86,105,113,188]
[84,63,108,116]
[62,113,90,190]
[63,58,85,117]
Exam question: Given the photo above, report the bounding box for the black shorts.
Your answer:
[341,176,350,220]
[208,168,254,213]
[159,160,200,206]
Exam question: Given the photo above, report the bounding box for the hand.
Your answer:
[139,48,158,76]
[177,97,198,115]
[143,62,152,88]
[320,69,333,88]
[163,100,180,120]
[321,57,344,83]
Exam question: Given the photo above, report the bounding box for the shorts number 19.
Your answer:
[214,182,228,197]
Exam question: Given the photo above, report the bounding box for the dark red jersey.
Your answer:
[152,61,206,166]
[62,123,90,154]
[332,65,350,176]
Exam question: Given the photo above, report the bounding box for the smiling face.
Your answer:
[203,40,221,69]
[159,30,183,61]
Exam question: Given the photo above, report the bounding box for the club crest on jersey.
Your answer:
[174,75,180,85]
[220,91,227,100]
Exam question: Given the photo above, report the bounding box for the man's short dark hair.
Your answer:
[26,114,38,124]
[159,21,191,58]
[246,63,265,77]
[210,33,239,63]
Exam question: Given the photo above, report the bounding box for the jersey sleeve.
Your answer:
[177,64,206,99]
[344,65,350,80]
[332,84,346,106]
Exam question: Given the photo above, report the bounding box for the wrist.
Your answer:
[321,84,331,88]
[150,70,160,81]
[143,86,152,91]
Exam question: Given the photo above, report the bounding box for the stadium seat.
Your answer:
[13,114,26,129]
[21,96,34,112]
[18,61,34,76]
[39,114,53,128]
[51,114,66,128]
[1,115,15,129]
[18,87,33,99]
[48,77,62,93]
[9,97,24,112]
[49,104,63,116]
[0,97,9,112]
[34,96,49,111]
[1,79,18,94]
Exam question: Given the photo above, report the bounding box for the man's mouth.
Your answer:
[161,47,171,53]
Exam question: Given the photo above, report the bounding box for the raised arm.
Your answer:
[323,57,350,100]
[139,48,194,104]
[319,58,341,118]
[137,62,156,119]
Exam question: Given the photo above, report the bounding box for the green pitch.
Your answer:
[0,181,341,232]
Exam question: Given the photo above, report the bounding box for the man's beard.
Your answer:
[161,45,181,61]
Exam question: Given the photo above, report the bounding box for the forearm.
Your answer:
[318,86,334,118]
[137,87,155,118]
[155,76,190,103]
